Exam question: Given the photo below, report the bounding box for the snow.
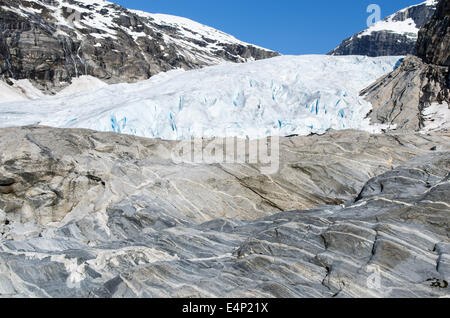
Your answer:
[129,9,269,64]
[0,79,44,102]
[1,0,272,65]
[11,79,45,99]
[422,102,450,132]
[0,81,29,102]
[0,55,402,140]
[358,0,438,39]
[59,76,108,96]
[53,0,118,39]
[360,18,419,39]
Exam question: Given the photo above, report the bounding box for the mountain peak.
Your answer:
[329,0,438,57]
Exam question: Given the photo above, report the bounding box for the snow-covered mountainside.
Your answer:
[362,0,449,132]
[0,0,278,92]
[329,0,437,57]
[0,55,402,140]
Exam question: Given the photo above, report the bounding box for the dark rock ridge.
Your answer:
[0,0,279,92]
[416,0,450,67]
[329,1,437,57]
[0,126,449,297]
[361,0,449,131]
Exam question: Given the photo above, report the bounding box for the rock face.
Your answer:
[362,0,449,131]
[416,0,450,67]
[329,0,437,57]
[0,126,449,297]
[361,55,448,130]
[0,0,278,92]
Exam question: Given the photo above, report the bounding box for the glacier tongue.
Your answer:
[0,55,402,140]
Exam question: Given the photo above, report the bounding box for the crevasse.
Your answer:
[0,55,402,140]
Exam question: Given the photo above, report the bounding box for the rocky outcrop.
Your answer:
[361,55,448,130]
[0,0,278,93]
[0,126,449,297]
[330,32,420,58]
[362,0,449,131]
[329,1,437,57]
[3,126,449,230]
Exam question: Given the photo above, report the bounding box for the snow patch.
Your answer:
[360,18,419,39]
[0,79,44,102]
[0,81,29,102]
[59,76,108,96]
[358,0,438,39]
[422,102,450,132]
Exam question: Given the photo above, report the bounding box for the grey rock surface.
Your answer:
[0,126,449,297]
[329,1,437,57]
[0,0,278,93]
[1,126,449,229]
[361,55,448,131]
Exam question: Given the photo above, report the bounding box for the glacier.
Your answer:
[359,0,438,39]
[0,55,402,140]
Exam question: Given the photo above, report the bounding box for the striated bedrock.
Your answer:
[0,126,449,297]
[0,0,278,92]
[329,0,437,57]
[1,126,450,231]
[361,0,449,132]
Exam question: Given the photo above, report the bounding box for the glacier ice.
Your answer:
[0,55,402,140]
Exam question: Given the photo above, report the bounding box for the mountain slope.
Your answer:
[0,0,278,92]
[0,55,402,140]
[416,0,450,66]
[329,0,438,57]
[361,0,449,132]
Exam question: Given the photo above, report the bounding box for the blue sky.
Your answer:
[112,0,424,55]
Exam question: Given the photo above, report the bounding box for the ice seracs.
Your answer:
[0,55,402,140]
